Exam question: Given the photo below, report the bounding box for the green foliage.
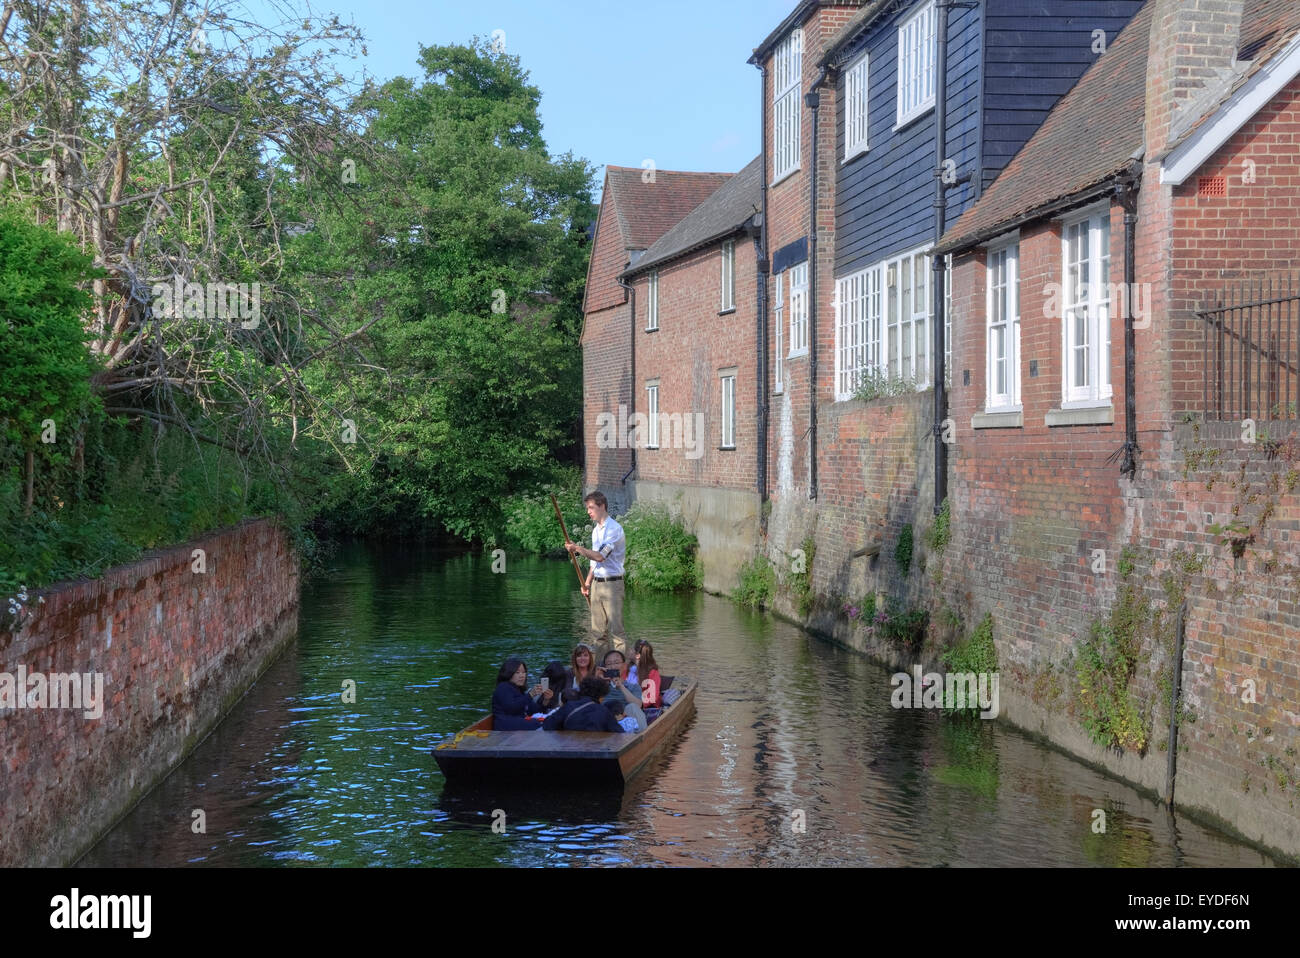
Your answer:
[620,504,701,592]
[895,523,914,574]
[298,38,597,543]
[926,499,951,555]
[1117,546,1137,579]
[500,466,589,555]
[733,555,776,609]
[788,536,817,617]
[852,371,917,403]
[942,613,998,676]
[1075,584,1150,752]
[874,599,928,651]
[0,207,99,457]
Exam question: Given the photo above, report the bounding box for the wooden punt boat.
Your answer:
[433,676,696,784]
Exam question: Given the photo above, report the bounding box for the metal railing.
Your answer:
[1197,272,1300,422]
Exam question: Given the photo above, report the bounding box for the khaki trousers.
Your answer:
[589,578,627,658]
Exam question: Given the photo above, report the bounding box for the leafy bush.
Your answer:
[788,536,816,617]
[874,599,927,651]
[852,370,917,403]
[1075,585,1150,752]
[501,466,589,555]
[895,523,914,573]
[926,499,951,555]
[620,503,701,592]
[733,555,776,608]
[941,614,997,716]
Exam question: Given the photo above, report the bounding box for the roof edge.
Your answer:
[750,1,819,65]
[935,164,1141,256]
[820,0,907,67]
[622,216,760,280]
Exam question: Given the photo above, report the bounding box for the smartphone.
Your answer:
[540,677,550,692]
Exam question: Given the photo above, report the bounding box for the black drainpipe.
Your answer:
[755,64,771,525]
[932,1,952,515]
[1117,175,1140,478]
[806,67,829,501]
[616,273,637,485]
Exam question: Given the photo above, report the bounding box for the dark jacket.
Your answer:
[492,681,543,731]
[542,696,623,732]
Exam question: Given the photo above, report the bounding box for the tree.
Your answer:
[0,204,97,513]
[294,38,596,540]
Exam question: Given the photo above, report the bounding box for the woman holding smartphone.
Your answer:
[491,657,551,731]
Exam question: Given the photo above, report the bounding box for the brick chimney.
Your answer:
[1145,0,1248,156]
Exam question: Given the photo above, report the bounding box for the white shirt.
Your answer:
[591,515,625,578]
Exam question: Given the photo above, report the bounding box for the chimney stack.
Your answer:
[1146,0,1248,155]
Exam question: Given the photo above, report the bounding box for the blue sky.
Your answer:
[292,0,795,187]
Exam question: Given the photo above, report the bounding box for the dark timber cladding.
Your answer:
[827,0,1146,277]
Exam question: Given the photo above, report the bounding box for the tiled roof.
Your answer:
[603,167,733,252]
[935,2,1155,255]
[624,157,762,277]
[937,0,1300,255]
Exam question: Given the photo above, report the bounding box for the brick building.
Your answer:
[935,0,1300,854]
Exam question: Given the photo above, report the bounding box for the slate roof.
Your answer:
[623,156,762,278]
[936,0,1300,255]
[603,167,733,252]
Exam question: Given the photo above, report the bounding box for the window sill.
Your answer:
[774,385,784,395]
[1045,405,1114,427]
[893,101,935,133]
[644,327,659,334]
[972,409,1023,430]
[771,165,801,188]
[718,307,736,316]
[719,445,736,452]
[788,348,808,360]
[842,145,869,165]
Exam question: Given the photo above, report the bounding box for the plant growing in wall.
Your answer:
[733,555,776,609]
[895,523,914,574]
[1207,519,1254,559]
[1075,584,1150,753]
[788,536,817,618]
[940,613,997,718]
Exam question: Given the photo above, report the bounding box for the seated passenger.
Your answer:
[602,693,641,734]
[633,640,663,709]
[542,676,623,732]
[540,661,570,715]
[600,649,648,732]
[568,642,598,695]
[491,657,551,731]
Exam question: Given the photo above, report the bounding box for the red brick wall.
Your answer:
[1168,73,1300,420]
[944,205,1130,676]
[631,236,759,491]
[0,519,299,866]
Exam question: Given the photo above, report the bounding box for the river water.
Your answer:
[80,542,1278,867]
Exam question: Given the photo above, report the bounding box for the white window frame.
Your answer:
[832,245,943,399]
[896,1,937,128]
[720,371,737,449]
[844,51,870,161]
[834,265,883,400]
[885,246,931,386]
[773,29,803,183]
[1060,208,1112,407]
[985,242,1020,410]
[773,272,785,394]
[721,240,735,311]
[645,381,660,449]
[789,262,809,357]
[646,270,659,331]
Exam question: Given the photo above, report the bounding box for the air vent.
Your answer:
[1198,175,1227,199]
